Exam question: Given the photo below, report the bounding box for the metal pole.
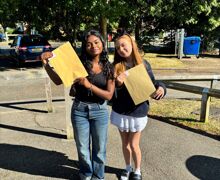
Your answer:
[178,28,184,59]
[64,87,74,139]
[45,76,54,113]
[175,29,179,55]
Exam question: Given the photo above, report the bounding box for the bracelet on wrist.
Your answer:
[88,83,93,96]
[89,84,93,90]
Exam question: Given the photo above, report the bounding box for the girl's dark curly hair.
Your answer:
[80,30,114,80]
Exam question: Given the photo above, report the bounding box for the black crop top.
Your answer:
[74,71,107,104]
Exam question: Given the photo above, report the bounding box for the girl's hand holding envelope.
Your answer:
[74,77,92,89]
[153,86,165,100]
[41,51,53,65]
[41,42,88,87]
[116,72,128,87]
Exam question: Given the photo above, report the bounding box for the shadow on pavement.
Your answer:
[200,54,220,59]
[0,103,48,113]
[0,144,122,180]
[0,124,66,139]
[148,115,220,141]
[0,55,43,71]
[156,55,198,59]
[156,55,178,59]
[0,99,64,113]
[0,144,78,179]
[186,155,220,180]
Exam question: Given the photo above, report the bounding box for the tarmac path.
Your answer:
[0,101,220,180]
[0,49,220,179]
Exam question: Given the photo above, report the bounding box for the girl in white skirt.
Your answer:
[110,33,166,180]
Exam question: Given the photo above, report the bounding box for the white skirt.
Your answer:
[110,110,148,132]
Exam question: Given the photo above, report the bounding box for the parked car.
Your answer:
[0,33,6,41]
[9,34,52,66]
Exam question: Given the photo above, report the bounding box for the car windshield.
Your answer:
[20,36,50,46]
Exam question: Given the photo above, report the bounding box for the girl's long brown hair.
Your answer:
[113,34,143,76]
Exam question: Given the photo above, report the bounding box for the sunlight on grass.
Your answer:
[144,53,186,68]
[109,53,186,69]
[109,54,114,63]
[149,98,220,136]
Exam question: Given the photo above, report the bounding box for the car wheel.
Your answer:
[17,59,25,68]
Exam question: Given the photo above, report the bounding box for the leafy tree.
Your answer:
[0,0,20,28]
[0,0,219,51]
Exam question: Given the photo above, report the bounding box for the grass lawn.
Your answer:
[143,53,186,68]
[109,53,186,68]
[149,98,220,137]
[144,53,220,137]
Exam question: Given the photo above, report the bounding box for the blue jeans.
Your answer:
[71,99,109,179]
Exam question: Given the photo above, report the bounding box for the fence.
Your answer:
[0,70,53,113]
[163,81,220,123]
[157,74,220,123]
[5,33,20,42]
[157,74,220,89]
[1,71,220,139]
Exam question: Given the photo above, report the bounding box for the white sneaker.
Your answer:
[79,173,92,180]
[120,170,131,180]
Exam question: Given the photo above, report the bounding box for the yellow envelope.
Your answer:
[49,42,88,87]
[124,63,156,105]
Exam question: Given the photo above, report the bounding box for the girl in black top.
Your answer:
[110,34,166,180]
[41,30,115,180]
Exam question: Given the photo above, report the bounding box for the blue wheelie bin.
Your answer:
[183,36,201,58]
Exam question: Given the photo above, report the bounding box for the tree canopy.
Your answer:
[0,0,219,50]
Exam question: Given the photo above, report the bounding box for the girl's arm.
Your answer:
[41,52,63,85]
[144,60,166,99]
[115,72,127,87]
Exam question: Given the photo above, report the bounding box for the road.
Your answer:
[0,41,220,101]
[0,41,65,102]
[0,56,220,102]
[0,50,220,180]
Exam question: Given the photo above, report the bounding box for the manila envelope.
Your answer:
[49,42,88,87]
[124,63,156,105]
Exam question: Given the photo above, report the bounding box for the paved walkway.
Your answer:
[0,100,219,180]
[0,53,220,179]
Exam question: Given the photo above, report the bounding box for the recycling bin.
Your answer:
[183,36,201,57]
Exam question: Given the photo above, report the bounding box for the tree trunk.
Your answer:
[135,18,141,41]
[100,16,108,43]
